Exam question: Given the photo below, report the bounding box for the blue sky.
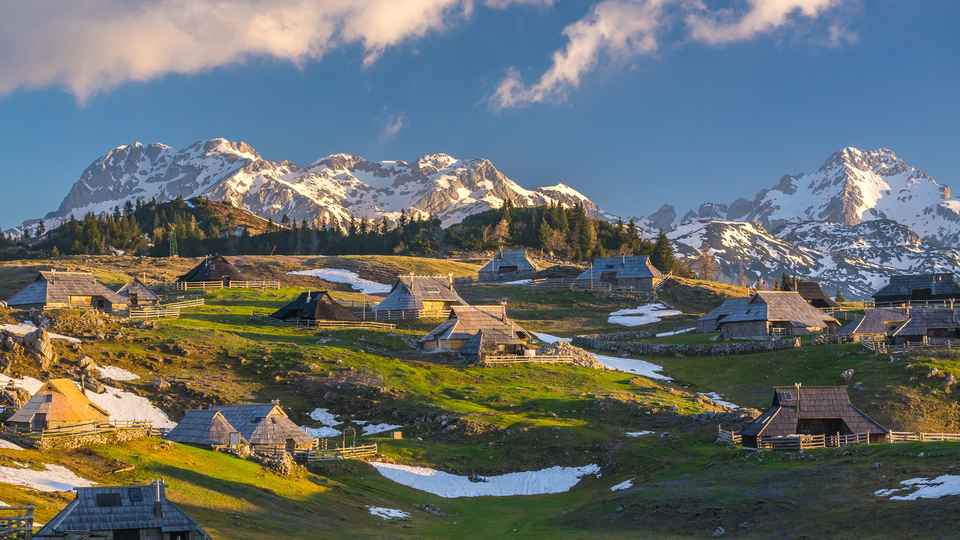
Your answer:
[0,0,957,228]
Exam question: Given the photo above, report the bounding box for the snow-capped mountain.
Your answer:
[13,138,604,234]
[660,148,960,299]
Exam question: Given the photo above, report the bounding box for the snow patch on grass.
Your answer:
[0,439,23,451]
[286,268,390,294]
[0,323,80,343]
[97,366,139,381]
[608,303,682,327]
[301,426,341,438]
[371,462,600,498]
[308,408,342,426]
[656,327,695,337]
[532,333,671,380]
[699,392,739,409]
[626,431,654,437]
[876,475,960,500]
[0,464,95,492]
[610,479,634,491]
[368,507,410,520]
[85,384,176,428]
[362,423,403,436]
[0,374,43,394]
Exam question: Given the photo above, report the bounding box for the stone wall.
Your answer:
[4,427,150,451]
[571,336,801,356]
[576,329,658,342]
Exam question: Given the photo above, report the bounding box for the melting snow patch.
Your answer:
[368,507,410,520]
[656,327,695,337]
[532,332,570,344]
[626,431,654,437]
[0,464,96,492]
[301,426,341,438]
[610,479,634,491]
[371,462,600,498]
[876,475,960,500]
[698,392,740,409]
[362,424,403,436]
[0,323,80,344]
[84,384,176,428]
[97,366,139,381]
[286,268,390,294]
[503,279,532,285]
[532,333,671,381]
[309,408,342,426]
[0,439,23,451]
[608,304,682,327]
[0,374,43,394]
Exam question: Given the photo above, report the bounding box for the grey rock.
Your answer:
[841,369,855,382]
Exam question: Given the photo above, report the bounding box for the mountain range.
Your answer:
[9,140,960,300]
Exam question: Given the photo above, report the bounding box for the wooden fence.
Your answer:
[889,432,960,442]
[481,355,581,366]
[173,280,280,290]
[162,298,205,309]
[358,309,450,321]
[717,428,741,444]
[860,336,960,353]
[260,443,378,462]
[653,271,674,292]
[129,306,180,320]
[2,420,155,440]
[521,278,575,290]
[0,505,34,539]
[252,313,395,330]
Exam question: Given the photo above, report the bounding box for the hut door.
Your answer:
[96,298,105,309]
[32,413,46,430]
[600,272,617,284]
[112,529,140,540]
[129,293,138,307]
[285,438,296,451]
[222,277,231,287]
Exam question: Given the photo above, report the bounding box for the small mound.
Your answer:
[537,341,606,369]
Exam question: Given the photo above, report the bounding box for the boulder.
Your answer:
[23,328,55,371]
[151,378,171,391]
[535,341,605,369]
[853,382,864,391]
[928,367,940,378]
[83,374,106,394]
[840,369,855,382]
[77,355,96,370]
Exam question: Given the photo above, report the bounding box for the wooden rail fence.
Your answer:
[358,309,451,321]
[2,420,156,440]
[889,432,960,442]
[173,280,280,290]
[0,505,34,539]
[717,428,741,444]
[252,313,395,330]
[129,306,180,320]
[260,443,378,462]
[860,336,960,353]
[481,354,581,366]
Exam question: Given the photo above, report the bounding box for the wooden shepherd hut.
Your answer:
[116,277,161,307]
[210,403,314,451]
[269,291,360,323]
[165,409,247,448]
[419,305,532,359]
[371,275,466,317]
[5,379,110,433]
[739,385,888,450]
[6,271,128,312]
[478,250,538,281]
[784,280,839,309]
[836,308,908,341]
[872,273,960,306]
[176,255,247,286]
[696,298,749,333]
[888,307,960,345]
[35,481,212,540]
[717,291,839,339]
[573,256,663,292]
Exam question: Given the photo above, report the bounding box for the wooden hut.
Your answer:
[6,271,128,312]
[35,481,212,540]
[836,308,908,341]
[784,280,839,309]
[269,291,360,323]
[717,291,839,339]
[419,305,532,358]
[739,385,888,450]
[165,409,247,448]
[888,308,960,345]
[116,277,161,307]
[872,273,960,306]
[696,298,749,333]
[478,250,538,281]
[573,256,663,291]
[5,379,110,433]
[210,403,314,451]
[176,255,247,286]
[371,275,466,317]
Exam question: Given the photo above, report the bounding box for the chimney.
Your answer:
[795,382,801,412]
[501,301,507,323]
[50,269,56,285]
[409,272,415,291]
[448,273,454,292]
[306,291,311,303]
[154,479,164,519]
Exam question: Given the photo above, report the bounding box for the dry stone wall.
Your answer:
[572,336,800,356]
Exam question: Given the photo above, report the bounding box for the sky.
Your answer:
[0,0,957,228]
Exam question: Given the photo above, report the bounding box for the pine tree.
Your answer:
[693,240,720,281]
[650,229,676,273]
[835,288,845,303]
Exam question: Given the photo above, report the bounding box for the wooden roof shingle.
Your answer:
[720,291,837,328]
[785,280,839,308]
[837,308,907,336]
[420,305,532,344]
[176,255,247,283]
[479,250,538,275]
[740,386,887,438]
[210,403,313,446]
[574,256,663,281]
[889,308,960,337]
[873,273,960,300]
[165,409,247,447]
[6,379,110,425]
[116,277,160,303]
[270,291,360,321]
[373,275,466,312]
[7,271,126,308]
[697,297,749,323]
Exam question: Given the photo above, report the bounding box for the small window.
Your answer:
[777,391,793,401]
[128,488,143,503]
[45,394,53,403]
[96,493,122,507]
[271,418,277,424]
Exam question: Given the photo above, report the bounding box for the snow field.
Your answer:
[0,323,81,344]
[876,475,960,500]
[608,303,682,327]
[531,333,671,381]
[96,366,140,381]
[610,479,633,491]
[0,464,96,492]
[371,462,600,498]
[368,507,410,520]
[286,268,390,294]
[626,431,653,437]
[0,439,23,451]
[300,408,402,438]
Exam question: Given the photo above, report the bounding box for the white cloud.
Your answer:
[492,0,853,108]
[379,113,408,138]
[0,0,543,101]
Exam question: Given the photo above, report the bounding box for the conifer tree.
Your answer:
[650,229,676,273]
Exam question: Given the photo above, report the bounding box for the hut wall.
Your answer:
[789,325,825,336]
[421,339,439,351]
[440,339,469,351]
[696,320,718,333]
[721,321,769,339]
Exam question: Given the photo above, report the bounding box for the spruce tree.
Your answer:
[650,229,676,273]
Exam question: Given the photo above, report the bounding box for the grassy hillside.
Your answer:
[2,257,960,538]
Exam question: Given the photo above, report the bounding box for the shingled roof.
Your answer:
[889,308,960,338]
[116,277,160,304]
[176,255,247,283]
[739,386,887,438]
[837,308,908,336]
[6,271,126,308]
[270,291,360,322]
[720,291,837,328]
[165,409,247,447]
[697,297,749,324]
[785,280,839,309]
[210,403,313,446]
[574,256,663,281]
[7,378,110,426]
[36,483,211,539]
[372,275,466,312]
[873,273,960,301]
[420,305,532,344]
[479,250,538,276]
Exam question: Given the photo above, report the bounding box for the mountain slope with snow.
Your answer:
[13,138,604,234]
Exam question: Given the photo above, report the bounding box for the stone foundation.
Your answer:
[571,336,801,356]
